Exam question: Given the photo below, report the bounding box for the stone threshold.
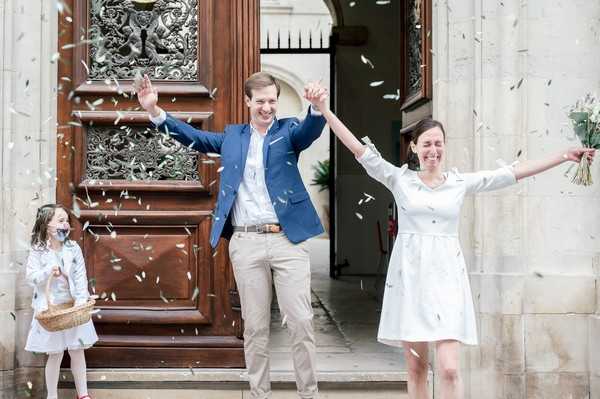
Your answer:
[59,368,411,388]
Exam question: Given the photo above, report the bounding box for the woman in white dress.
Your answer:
[25,204,98,399]
[310,94,595,398]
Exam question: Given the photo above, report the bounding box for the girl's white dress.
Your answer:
[357,144,517,346]
[25,242,98,354]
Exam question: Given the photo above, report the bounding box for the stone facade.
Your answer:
[1,0,58,397]
[431,0,600,397]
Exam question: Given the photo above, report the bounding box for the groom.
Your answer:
[137,72,328,399]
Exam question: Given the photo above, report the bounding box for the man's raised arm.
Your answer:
[137,75,224,154]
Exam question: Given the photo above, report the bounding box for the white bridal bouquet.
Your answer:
[568,93,600,185]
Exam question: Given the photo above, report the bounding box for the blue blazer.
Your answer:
[158,108,327,248]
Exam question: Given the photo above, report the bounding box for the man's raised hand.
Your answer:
[304,80,328,112]
[137,74,161,117]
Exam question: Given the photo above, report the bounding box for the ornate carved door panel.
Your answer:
[56,0,260,367]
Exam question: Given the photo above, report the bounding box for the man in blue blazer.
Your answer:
[138,72,328,399]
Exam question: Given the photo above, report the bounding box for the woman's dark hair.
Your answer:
[406,118,446,170]
[410,118,446,145]
[31,203,71,248]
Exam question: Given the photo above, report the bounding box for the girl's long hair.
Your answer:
[31,204,72,249]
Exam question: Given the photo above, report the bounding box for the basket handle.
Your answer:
[44,269,70,311]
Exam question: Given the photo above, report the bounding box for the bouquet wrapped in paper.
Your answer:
[568,93,600,185]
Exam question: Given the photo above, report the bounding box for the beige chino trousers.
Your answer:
[228,231,318,399]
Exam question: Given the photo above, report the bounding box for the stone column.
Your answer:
[1,0,58,397]
[433,0,600,397]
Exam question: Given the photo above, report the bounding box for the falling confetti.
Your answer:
[159,291,169,303]
[355,212,363,220]
[369,81,384,87]
[187,271,192,281]
[409,348,421,358]
[383,89,400,100]
[360,54,375,69]
[81,60,90,75]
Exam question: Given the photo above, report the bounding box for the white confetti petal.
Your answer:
[369,81,384,87]
[360,54,375,69]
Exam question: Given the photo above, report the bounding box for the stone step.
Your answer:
[58,369,413,398]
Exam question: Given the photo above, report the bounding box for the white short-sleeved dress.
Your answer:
[357,143,517,346]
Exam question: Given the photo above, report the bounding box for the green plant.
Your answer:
[311,159,330,192]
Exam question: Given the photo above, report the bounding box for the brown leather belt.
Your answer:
[233,223,282,233]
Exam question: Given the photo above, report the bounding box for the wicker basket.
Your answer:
[35,273,96,332]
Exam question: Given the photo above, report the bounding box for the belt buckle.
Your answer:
[256,224,266,234]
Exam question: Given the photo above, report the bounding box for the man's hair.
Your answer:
[244,72,281,99]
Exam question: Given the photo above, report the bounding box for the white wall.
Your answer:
[1,0,59,397]
[261,0,333,235]
[260,0,332,48]
[262,54,331,235]
[432,0,600,397]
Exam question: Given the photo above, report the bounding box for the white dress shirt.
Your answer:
[231,121,279,226]
[150,106,322,227]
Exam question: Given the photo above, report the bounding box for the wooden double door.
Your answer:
[56,0,259,368]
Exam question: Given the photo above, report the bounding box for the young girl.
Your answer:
[310,93,595,399]
[25,204,97,399]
